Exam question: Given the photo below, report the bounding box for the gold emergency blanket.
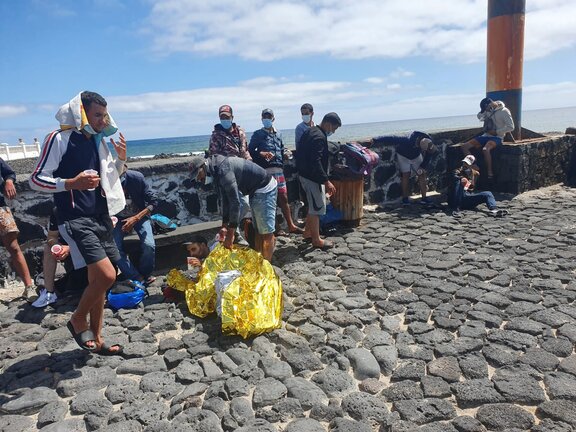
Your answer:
[166,244,283,338]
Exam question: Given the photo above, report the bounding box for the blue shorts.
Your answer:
[475,135,502,148]
[249,188,278,235]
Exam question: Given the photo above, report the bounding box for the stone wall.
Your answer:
[3,131,576,281]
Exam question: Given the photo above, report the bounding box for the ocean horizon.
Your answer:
[127,106,576,158]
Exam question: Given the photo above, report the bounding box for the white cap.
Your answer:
[462,155,475,165]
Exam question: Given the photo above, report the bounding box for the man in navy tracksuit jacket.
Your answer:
[29,91,126,355]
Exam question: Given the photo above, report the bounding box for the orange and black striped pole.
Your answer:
[486,0,525,140]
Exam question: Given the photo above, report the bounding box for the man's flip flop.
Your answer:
[313,240,334,251]
[66,321,97,351]
[94,343,124,356]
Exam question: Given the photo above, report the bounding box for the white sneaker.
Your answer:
[31,289,58,308]
[22,285,39,303]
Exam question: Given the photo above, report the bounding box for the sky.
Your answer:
[1,0,575,144]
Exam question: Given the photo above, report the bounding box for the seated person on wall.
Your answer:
[113,169,158,285]
[368,131,438,206]
[0,157,36,302]
[188,155,278,262]
[448,155,508,218]
[460,97,514,180]
[33,207,89,308]
[249,108,303,236]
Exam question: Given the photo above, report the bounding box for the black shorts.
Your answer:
[58,215,120,269]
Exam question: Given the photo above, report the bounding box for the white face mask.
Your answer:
[302,114,311,123]
[204,175,213,185]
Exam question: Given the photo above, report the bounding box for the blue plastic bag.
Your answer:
[107,280,147,310]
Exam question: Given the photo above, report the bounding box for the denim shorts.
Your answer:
[249,188,278,235]
[476,135,502,147]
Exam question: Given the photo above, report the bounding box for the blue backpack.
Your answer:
[107,280,147,310]
[150,214,177,234]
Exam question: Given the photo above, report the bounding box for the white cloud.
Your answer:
[144,0,576,63]
[0,105,26,118]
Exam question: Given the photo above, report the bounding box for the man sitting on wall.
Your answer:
[460,97,514,180]
[113,169,158,285]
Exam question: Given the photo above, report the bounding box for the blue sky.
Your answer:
[1,0,575,144]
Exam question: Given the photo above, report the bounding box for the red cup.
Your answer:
[51,244,63,256]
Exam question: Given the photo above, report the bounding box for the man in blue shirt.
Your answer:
[249,108,302,235]
[295,103,314,151]
[113,169,158,285]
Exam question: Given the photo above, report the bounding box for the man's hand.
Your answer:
[4,179,16,199]
[187,257,202,267]
[66,171,100,191]
[216,227,227,242]
[324,180,336,197]
[416,168,426,176]
[110,132,127,161]
[260,151,274,162]
[121,215,139,233]
[54,245,70,261]
[223,227,235,249]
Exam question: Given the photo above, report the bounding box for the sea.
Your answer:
[126,106,576,159]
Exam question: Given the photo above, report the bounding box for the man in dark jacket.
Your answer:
[370,131,437,206]
[295,112,342,250]
[0,157,35,301]
[113,169,158,285]
[249,108,302,235]
[189,155,278,261]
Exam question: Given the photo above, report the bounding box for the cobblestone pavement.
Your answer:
[1,185,576,431]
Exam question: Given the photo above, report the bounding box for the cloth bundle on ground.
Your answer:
[150,213,177,234]
[166,244,283,338]
[55,92,126,215]
[107,280,147,310]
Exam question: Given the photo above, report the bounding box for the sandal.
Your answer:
[313,240,334,251]
[67,321,97,351]
[94,343,124,356]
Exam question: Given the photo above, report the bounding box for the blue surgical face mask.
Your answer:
[220,119,232,129]
[302,114,311,123]
[327,130,334,137]
[262,119,273,129]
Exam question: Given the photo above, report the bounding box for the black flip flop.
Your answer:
[94,343,124,356]
[66,321,97,351]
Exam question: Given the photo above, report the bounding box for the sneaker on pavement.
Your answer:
[452,210,462,218]
[32,288,58,308]
[22,285,39,303]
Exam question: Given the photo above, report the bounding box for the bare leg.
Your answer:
[258,233,275,261]
[418,173,428,198]
[42,243,57,292]
[483,141,497,177]
[308,214,324,247]
[401,172,410,199]
[278,192,301,233]
[69,257,116,349]
[460,139,480,155]
[2,232,32,287]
